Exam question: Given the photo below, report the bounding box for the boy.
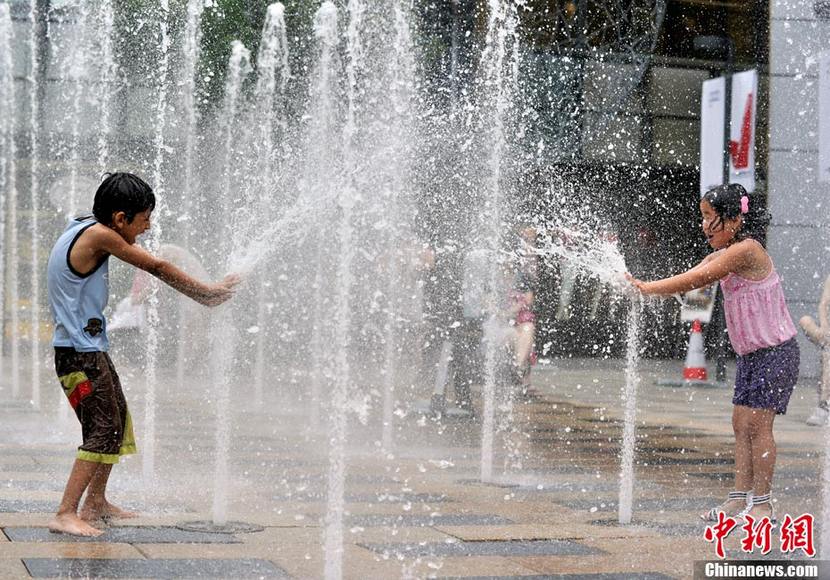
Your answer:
[46,172,239,536]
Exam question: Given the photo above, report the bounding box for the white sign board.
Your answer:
[700,77,726,196]
[820,51,830,183]
[728,69,758,192]
[680,283,718,324]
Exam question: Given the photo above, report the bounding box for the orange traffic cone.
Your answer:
[657,319,723,388]
[682,320,707,381]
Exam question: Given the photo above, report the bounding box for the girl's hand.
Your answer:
[624,273,650,294]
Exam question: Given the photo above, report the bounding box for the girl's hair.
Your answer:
[93,172,156,226]
[702,183,771,247]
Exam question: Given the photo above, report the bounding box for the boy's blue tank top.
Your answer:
[47,217,110,352]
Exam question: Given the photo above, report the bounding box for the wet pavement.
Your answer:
[0,355,824,578]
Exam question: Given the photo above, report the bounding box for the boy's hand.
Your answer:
[204,274,242,307]
[221,273,242,288]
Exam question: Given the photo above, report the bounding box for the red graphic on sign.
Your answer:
[729,93,754,171]
[741,515,773,555]
[780,513,815,557]
[704,511,739,559]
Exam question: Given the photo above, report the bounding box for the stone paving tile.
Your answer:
[400,556,545,579]
[22,557,288,579]
[456,478,624,494]
[0,490,61,503]
[0,455,38,465]
[270,490,455,504]
[0,499,57,513]
[0,559,29,579]
[553,496,713,513]
[480,503,587,525]
[0,514,52,527]
[0,541,144,559]
[345,513,513,527]
[235,526,320,546]
[514,553,684,578]
[530,536,713,577]
[0,480,64,492]
[0,448,65,457]
[133,541,299,561]
[588,518,703,538]
[4,526,242,544]
[434,523,661,542]
[358,539,604,558]
[349,525,455,545]
[0,472,55,482]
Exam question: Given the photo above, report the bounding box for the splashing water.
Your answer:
[534,225,630,292]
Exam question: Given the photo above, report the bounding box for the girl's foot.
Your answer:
[701,498,747,522]
[48,513,104,537]
[742,502,775,522]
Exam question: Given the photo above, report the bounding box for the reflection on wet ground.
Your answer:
[0,356,822,578]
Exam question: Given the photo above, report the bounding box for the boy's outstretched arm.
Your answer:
[628,243,750,296]
[93,227,239,306]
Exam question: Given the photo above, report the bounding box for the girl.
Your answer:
[628,183,799,523]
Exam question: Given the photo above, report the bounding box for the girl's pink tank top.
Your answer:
[721,268,797,356]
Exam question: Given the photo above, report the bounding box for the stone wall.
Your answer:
[769,0,830,377]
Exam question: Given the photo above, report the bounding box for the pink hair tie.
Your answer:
[740,195,749,214]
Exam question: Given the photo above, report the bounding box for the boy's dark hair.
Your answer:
[92,172,156,226]
[702,183,771,247]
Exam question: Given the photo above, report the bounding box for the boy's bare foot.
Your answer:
[80,501,138,522]
[700,498,747,521]
[101,501,139,519]
[48,513,104,537]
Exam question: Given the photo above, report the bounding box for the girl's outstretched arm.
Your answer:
[628,241,755,296]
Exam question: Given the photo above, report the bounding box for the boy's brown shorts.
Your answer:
[54,348,137,464]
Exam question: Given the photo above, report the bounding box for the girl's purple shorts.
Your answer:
[733,337,800,414]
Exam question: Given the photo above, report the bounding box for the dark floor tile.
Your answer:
[5,526,242,544]
[438,575,672,580]
[23,558,288,578]
[359,539,602,557]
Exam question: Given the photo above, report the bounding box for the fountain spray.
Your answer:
[478,0,520,483]
[324,0,363,573]
[211,41,252,527]
[618,297,643,524]
[144,0,172,483]
[0,5,12,391]
[175,0,206,389]
[252,3,290,404]
[27,0,43,409]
